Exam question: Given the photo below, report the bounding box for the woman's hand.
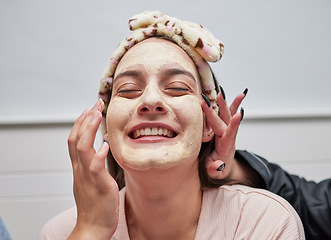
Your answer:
[201,88,247,182]
[67,99,119,240]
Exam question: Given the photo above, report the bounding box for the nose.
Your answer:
[137,86,168,115]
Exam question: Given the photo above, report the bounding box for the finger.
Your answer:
[76,110,103,169]
[76,99,105,168]
[68,109,88,166]
[77,99,104,140]
[229,89,247,116]
[90,142,118,193]
[208,112,242,180]
[201,100,227,137]
[216,92,231,125]
[218,109,243,151]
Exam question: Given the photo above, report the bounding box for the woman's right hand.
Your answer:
[67,99,119,240]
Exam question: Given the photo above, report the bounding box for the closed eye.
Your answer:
[118,89,139,93]
[117,88,142,98]
[167,88,190,91]
[164,85,192,97]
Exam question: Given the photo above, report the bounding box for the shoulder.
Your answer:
[208,184,298,214]
[38,207,77,240]
[201,185,305,239]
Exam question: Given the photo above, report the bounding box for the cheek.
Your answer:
[175,97,204,160]
[173,96,204,131]
[106,99,133,135]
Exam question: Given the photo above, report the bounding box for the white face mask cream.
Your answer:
[106,38,205,171]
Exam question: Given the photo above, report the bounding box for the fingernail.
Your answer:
[240,107,244,121]
[101,142,109,151]
[201,93,211,108]
[216,163,226,171]
[243,88,248,97]
[103,139,109,144]
[219,85,226,100]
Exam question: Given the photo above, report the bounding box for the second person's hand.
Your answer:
[201,88,247,182]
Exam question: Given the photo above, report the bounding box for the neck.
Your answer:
[124,161,202,240]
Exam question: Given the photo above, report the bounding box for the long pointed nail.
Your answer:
[201,93,211,108]
[216,163,226,171]
[219,85,226,100]
[240,107,244,121]
[243,88,248,97]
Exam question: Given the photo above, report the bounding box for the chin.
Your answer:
[114,144,196,171]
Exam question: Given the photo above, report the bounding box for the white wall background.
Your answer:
[0,0,330,239]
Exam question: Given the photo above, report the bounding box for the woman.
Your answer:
[39,11,304,239]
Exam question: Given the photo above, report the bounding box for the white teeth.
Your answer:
[167,131,173,138]
[151,127,157,135]
[163,128,168,136]
[132,131,137,139]
[133,129,140,139]
[145,128,151,135]
[132,127,175,139]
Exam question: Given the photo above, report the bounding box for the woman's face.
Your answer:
[106,38,207,171]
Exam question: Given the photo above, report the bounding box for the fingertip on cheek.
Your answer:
[99,99,105,112]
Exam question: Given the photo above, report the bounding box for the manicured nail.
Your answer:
[243,88,248,97]
[219,85,226,100]
[216,163,226,171]
[240,107,244,121]
[201,93,211,108]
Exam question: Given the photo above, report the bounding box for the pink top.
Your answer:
[39,185,305,239]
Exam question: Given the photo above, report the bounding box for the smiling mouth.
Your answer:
[130,127,177,139]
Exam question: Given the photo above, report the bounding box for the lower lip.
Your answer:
[131,136,175,143]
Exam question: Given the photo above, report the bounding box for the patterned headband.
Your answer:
[98,10,224,113]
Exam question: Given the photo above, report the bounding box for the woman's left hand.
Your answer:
[201,88,246,181]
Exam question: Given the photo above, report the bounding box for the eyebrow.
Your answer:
[163,68,196,82]
[113,67,197,83]
[114,70,141,82]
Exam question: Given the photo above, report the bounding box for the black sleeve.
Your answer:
[235,150,331,240]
